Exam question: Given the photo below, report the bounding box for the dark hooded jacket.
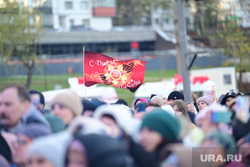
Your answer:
[70,134,128,167]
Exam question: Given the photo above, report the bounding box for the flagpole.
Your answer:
[82,46,87,99]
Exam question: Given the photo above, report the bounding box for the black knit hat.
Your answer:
[115,99,128,106]
[0,134,11,161]
[29,90,45,106]
[167,91,184,101]
[220,92,236,105]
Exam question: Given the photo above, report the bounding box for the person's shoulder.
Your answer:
[187,110,195,117]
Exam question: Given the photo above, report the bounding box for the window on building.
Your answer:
[165,18,169,24]
[81,1,89,9]
[82,19,90,29]
[92,0,115,7]
[70,19,74,28]
[65,1,73,10]
[155,18,159,25]
[59,16,65,27]
[223,74,232,85]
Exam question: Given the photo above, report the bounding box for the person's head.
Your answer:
[171,100,188,117]
[29,90,45,111]
[66,134,127,167]
[221,92,237,106]
[150,95,164,106]
[167,91,184,105]
[139,109,180,152]
[27,154,55,167]
[67,116,106,136]
[195,104,228,134]
[66,139,88,167]
[187,102,197,114]
[114,99,128,106]
[163,97,168,105]
[134,98,148,111]
[81,99,96,117]
[93,104,133,138]
[13,124,52,165]
[196,95,213,111]
[0,85,31,128]
[192,93,198,104]
[237,92,244,97]
[27,132,72,167]
[145,102,161,113]
[201,130,236,166]
[51,91,83,125]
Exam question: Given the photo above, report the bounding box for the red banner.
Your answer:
[84,51,146,92]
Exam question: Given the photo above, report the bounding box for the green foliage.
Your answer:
[113,0,174,26]
[0,1,42,88]
[217,21,250,73]
[193,0,219,35]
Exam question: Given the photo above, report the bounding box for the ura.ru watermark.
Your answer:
[200,154,242,162]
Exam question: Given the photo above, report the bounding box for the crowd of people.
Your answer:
[0,84,250,167]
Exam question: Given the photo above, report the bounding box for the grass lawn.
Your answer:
[0,69,176,106]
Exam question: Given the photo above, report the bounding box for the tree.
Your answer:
[217,21,250,92]
[0,1,41,88]
[193,0,220,36]
[113,0,152,26]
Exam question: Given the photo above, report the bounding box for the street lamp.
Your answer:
[231,43,238,92]
[41,54,48,91]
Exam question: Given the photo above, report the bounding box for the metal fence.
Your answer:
[0,50,226,77]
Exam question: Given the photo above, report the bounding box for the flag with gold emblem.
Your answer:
[84,51,146,92]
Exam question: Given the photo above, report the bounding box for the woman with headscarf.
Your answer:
[186,102,198,114]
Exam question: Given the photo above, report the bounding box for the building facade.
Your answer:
[151,1,194,32]
[51,0,116,31]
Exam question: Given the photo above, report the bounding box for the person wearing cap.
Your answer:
[196,95,213,111]
[220,92,237,107]
[13,123,52,167]
[139,109,180,154]
[50,90,83,126]
[134,98,148,110]
[29,90,45,111]
[167,91,196,125]
[200,130,236,167]
[150,95,164,106]
[195,104,230,135]
[167,91,184,106]
[27,131,71,167]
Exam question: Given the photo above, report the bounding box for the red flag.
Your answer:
[84,51,146,92]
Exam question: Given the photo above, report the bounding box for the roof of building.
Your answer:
[39,29,156,44]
